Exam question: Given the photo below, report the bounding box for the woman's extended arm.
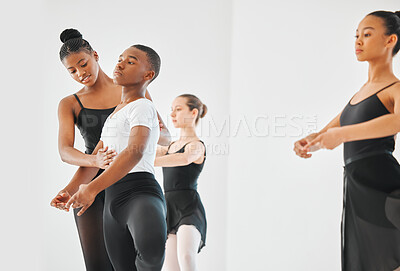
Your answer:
[154,142,204,167]
[156,145,169,157]
[306,113,400,151]
[337,114,400,142]
[50,141,105,210]
[306,86,400,150]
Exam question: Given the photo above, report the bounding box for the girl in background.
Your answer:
[155,94,207,271]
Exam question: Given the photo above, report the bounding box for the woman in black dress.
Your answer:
[50,29,170,271]
[155,94,207,271]
[294,11,400,271]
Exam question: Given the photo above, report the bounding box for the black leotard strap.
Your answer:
[347,81,400,105]
[181,140,203,149]
[182,140,206,157]
[199,140,206,157]
[166,140,206,157]
[375,81,400,96]
[166,141,175,153]
[73,94,85,109]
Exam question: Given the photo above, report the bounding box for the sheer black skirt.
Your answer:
[342,152,400,271]
[165,189,207,252]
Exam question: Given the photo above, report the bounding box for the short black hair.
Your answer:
[59,29,93,61]
[368,11,400,56]
[131,44,161,82]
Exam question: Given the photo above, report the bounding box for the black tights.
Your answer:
[74,190,114,271]
[104,172,167,271]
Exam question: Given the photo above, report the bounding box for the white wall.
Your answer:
[227,1,400,271]
[0,0,50,269]
[3,1,400,271]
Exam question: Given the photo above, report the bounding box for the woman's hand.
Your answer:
[93,146,117,169]
[305,127,344,151]
[50,190,71,211]
[293,133,320,158]
[66,184,97,216]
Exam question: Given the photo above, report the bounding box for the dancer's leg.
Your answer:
[74,191,114,271]
[126,195,167,271]
[176,225,201,271]
[103,197,137,271]
[162,234,180,271]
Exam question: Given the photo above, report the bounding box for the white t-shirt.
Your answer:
[100,98,160,174]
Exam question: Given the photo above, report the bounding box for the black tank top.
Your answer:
[339,81,399,161]
[73,94,116,154]
[162,141,206,192]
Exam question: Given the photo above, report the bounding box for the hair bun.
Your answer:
[60,28,82,43]
[200,104,208,118]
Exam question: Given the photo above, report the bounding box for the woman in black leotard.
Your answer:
[155,94,207,271]
[50,29,170,271]
[294,11,400,271]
